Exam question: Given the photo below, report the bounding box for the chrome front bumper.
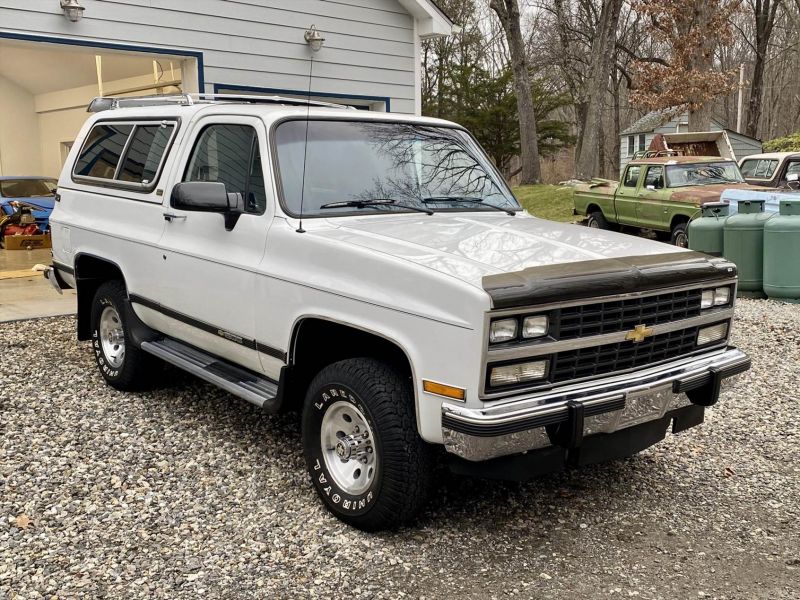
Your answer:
[442,347,750,461]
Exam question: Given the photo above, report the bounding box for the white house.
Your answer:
[620,108,762,171]
[0,0,453,178]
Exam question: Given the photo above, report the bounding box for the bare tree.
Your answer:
[746,0,782,137]
[489,0,542,183]
[575,0,623,179]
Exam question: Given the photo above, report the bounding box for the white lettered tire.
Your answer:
[301,358,434,531]
[90,280,162,391]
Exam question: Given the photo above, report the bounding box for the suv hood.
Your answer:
[313,212,687,289]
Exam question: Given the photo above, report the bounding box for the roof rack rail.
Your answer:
[87,93,356,113]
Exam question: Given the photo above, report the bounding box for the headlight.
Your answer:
[522,315,549,339]
[489,360,549,387]
[489,318,518,343]
[702,286,731,309]
[697,323,728,346]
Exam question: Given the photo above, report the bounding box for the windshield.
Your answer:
[0,178,57,198]
[274,120,518,217]
[665,162,744,188]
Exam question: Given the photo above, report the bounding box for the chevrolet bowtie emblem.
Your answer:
[625,324,654,343]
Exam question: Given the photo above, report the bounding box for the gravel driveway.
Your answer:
[1,299,798,599]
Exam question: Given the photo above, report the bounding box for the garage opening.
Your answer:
[0,38,199,178]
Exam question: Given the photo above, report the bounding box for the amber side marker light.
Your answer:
[423,380,466,401]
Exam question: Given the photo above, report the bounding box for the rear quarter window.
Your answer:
[73,120,177,190]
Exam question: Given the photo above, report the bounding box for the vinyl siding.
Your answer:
[0,0,417,113]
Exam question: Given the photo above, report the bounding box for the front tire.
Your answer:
[301,358,434,531]
[90,280,162,391]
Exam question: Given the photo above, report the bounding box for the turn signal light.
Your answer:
[423,380,466,401]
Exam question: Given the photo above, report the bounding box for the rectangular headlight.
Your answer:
[522,315,549,339]
[701,286,731,309]
[697,323,728,346]
[714,286,731,306]
[489,360,549,387]
[489,318,518,343]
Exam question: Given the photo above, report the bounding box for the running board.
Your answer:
[141,338,279,409]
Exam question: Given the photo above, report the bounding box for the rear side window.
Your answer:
[183,124,266,214]
[73,120,176,189]
[623,165,641,187]
[74,124,133,179]
[118,125,174,184]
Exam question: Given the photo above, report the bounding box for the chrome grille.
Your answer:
[555,289,702,340]
[549,326,700,384]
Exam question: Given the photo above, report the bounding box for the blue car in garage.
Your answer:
[0,176,58,233]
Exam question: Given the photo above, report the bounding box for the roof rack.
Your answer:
[87,93,357,113]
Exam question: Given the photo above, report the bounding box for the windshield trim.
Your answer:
[268,116,520,220]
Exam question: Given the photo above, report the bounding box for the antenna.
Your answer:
[297,25,325,234]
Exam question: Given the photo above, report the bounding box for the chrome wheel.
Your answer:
[99,305,125,368]
[320,401,376,496]
[587,217,599,228]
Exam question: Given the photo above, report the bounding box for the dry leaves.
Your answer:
[15,513,31,529]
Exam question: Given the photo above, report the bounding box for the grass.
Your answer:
[512,184,575,223]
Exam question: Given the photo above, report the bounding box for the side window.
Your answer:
[785,160,800,179]
[739,159,757,177]
[74,121,175,187]
[638,134,646,152]
[627,136,634,156]
[183,124,266,214]
[118,124,175,184]
[623,165,641,187]
[643,166,664,189]
[74,124,133,179]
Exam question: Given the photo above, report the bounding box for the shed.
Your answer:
[620,108,762,170]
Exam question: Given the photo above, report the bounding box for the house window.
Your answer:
[628,136,635,156]
[638,134,646,152]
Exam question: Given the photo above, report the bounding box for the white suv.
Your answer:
[46,94,750,530]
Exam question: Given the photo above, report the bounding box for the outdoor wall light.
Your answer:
[304,25,325,52]
[60,0,85,22]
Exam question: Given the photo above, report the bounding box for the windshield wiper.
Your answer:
[319,198,433,215]
[422,196,517,216]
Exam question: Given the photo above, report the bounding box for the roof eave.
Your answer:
[398,0,454,37]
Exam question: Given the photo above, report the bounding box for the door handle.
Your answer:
[163,212,187,222]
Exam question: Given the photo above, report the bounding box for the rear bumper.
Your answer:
[441,346,750,461]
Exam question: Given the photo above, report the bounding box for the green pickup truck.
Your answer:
[573,156,757,247]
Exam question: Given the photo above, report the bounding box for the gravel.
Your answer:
[1,299,799,599]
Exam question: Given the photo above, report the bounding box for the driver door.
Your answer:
[614,164,643,226]
[151,116,271,373]
[636,165,669,230]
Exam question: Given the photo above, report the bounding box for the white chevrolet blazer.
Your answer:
[46,94,750,530]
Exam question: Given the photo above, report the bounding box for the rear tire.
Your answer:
[670,222,689,248]
[90,280,162,391]
[586,210,611,230]
[301,358,434,531]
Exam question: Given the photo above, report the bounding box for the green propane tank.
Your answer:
[764,200,800,301]
[723,199,772,293]
[688,202,729,256]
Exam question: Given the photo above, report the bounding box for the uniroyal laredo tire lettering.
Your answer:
[309,387,377,514]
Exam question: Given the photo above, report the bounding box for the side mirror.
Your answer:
[171,181,230,211]
[646,184,656,190]
[787,173,799,183]
[171,182,243,230]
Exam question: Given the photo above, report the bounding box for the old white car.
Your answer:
[46,94,750,530]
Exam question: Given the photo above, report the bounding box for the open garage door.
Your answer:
[0,38,198,178]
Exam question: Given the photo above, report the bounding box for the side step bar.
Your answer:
[141,338,279,409]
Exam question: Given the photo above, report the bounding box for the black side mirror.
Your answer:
[171,182,243,230]
[171,181,230,211]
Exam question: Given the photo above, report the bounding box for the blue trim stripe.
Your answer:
[213,83,391,113]
[0,31,205,91]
